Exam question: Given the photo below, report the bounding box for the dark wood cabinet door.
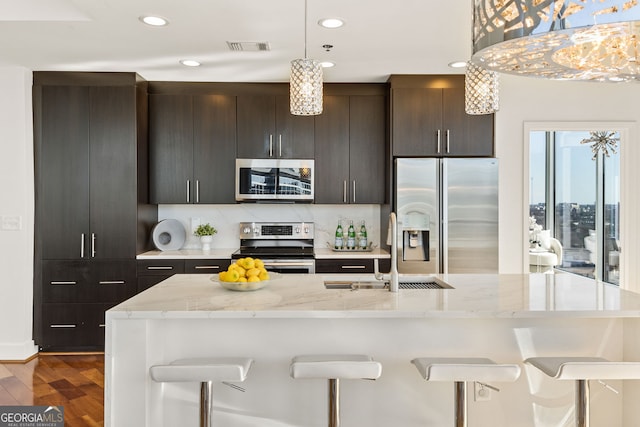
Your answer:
[314,95,350,203]
[184,259,231,274]
[392,88,443,156]
[275,95,315,158]
[42,260,92,303]
[149,94,194,203]
[349,95,386,204]
[89,86,137,258]
[38,86,90,259]
[442,87,494,157]
[193,95,237,203]
[92,259,136,303]
[315,258,375,273]
[236,95,275,158]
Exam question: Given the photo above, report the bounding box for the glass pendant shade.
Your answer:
[290,58,323,115]
[472,0,640,82]
[465,61,499,115]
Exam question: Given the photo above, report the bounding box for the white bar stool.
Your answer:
[150,357,253,427]
[525,356,640,427]
[290,354,382,427]
[411,357,521,427]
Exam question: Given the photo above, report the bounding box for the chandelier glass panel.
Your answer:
[471,0,640,82]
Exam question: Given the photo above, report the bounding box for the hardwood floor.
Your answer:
[0,354,104,427]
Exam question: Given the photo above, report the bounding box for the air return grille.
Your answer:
[226,41,271,52]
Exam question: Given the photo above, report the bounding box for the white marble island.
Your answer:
[105,273,640,427]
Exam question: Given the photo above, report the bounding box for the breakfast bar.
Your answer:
[105,273,640,427]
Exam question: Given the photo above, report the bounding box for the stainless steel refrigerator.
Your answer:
[395,158,498,274]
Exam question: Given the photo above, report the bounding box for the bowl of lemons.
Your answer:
[214,257,276,291]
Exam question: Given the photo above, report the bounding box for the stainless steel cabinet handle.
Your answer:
[99,280,126,285]
[353,180,356,203]
[437,129,441,153]
[91,233,96,258]
[341,265,367,269]
[147,266,174,270]
[343,180,347,203]
[446,129,450,153]
[99,324,106,328]
[262,262,314,267]
[279,135,282,157]
[186,180,191,203]
[194,266,220,270]
[80,233,85,258]
[196,180,200,203]
[269,134,274,157]
[50,324,76,328]
[50,281,77,285]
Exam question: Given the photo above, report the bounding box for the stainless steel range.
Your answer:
[232,222,315,273]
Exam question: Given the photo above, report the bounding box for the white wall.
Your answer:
[2,71,640,359]
[0,67,37,360]
[496,75,640,292]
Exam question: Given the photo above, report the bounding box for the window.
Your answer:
[529,130,620,285]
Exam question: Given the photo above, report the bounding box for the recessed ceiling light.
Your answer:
[448,61,468,68]
[318,18,344,29]
[320,61,335,68]
[180,59,201,67]
[139,15,169,26]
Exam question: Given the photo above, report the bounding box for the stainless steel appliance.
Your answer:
[232,222,315,273]
[395,158,498,274]
[235,159,314,202]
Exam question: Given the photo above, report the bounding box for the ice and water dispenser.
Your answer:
[399,211,430,262]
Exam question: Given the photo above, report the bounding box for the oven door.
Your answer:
[261,259,315,274]
[236,159,314,202]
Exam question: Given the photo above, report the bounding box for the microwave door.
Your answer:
[278,167,313,198]
[238,166,277,199]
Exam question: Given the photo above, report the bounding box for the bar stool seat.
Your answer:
[150,357,253,427]
[525,356,640,427]
[412,357,521,427]
[290,354,382,427]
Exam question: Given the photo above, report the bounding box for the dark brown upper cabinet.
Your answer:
[390,75,494,157]
[149,94,237,204]
[314,92,386,204]
[236,95,314,159]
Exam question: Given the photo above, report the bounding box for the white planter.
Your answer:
[200,235,213,251]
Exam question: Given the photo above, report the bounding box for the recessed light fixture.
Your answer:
[139,15,169,26]
[448,61,467,68]
[180,59,201,67]
[320,61,335,68]
[318,18,344,29]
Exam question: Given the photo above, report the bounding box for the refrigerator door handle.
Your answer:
[440,160,448,274]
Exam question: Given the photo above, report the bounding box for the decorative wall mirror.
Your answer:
[524,122,636,289]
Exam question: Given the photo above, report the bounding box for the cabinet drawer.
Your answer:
[92,260,136,303]
[137,259,185,275]
[40,303,110,351]
[184,259,231,274]
[315,258,375,273]
[42,260,91,303]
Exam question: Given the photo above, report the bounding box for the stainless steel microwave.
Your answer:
[235,159,314,202]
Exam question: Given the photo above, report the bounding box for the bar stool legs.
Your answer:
[329,378,339,427]
[575,379,589,427]
[454,381,466,427]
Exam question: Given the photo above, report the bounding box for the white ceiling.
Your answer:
[0,0,472,82]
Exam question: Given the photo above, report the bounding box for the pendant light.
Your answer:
[465,61,499,115]
[290,0,323,115]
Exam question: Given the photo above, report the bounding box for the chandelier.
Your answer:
[465,61,500,114]
[290,0,323,115]
[471,1,640,82]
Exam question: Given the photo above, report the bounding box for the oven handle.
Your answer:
[262,261,315,267]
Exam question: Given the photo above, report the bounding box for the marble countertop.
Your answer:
[137,248,390,259]
[107,272,640,319]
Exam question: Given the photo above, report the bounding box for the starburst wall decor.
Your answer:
[580,131,620,159]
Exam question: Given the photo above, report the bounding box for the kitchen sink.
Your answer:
[324,278,452,290]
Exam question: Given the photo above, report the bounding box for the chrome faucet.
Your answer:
[375,212,399,292]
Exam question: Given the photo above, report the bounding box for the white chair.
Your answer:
[150,357,253,427]
[290,354,382,427]
[411,357,521,427]
[525,356,640,427]
[530,237,563,273]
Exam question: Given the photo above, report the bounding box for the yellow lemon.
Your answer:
[228,263,239,271]
[226,269,240,282]
[247,275,261,282]
[235,266,246,277]
[254,259,264,269]
[241,257,255,270]
[246,268,260,277]
[258,270,270,281]
[219,271,228,282]
[237,276,247,282]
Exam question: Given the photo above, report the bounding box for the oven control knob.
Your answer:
[304,226,309,234]
[295,226,300,234]
[252,227,259,235]
[242,226,251,234]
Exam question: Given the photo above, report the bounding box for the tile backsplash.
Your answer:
[158,204,382,250]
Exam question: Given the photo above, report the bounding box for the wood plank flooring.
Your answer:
[0,354,104,427]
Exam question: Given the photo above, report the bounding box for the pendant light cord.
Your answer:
[304,0,308,59]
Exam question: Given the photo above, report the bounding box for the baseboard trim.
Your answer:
[0,340,38,362]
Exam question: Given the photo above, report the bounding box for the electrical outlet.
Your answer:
[474,382,491,401]
[1,215,22,231]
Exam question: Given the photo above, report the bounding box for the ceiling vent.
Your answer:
[226,41,271,52]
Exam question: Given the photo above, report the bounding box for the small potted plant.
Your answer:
[194,223,217,251]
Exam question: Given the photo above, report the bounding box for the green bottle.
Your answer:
[359,221,368,250]
[347,220,356,249]
[334,221,344,249]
